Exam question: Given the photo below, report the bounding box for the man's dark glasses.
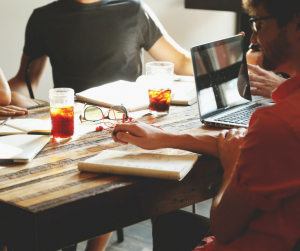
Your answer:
[249,15,274,33]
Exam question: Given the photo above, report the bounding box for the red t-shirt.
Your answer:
[196,73,300,251]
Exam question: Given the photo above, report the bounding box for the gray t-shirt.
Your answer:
[24,0,164,92]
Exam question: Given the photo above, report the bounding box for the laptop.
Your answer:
[191,34,273,128]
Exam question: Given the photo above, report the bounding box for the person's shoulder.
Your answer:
[31,1,62,17]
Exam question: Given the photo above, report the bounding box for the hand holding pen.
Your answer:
[111,121,167,150]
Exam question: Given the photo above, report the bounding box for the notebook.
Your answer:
[190,34,273,128]
[0,119,51,135]
[0,135,50,163]
[76,80,149,112]
[78,150,198,181]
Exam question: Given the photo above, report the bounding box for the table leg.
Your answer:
[116,229,124,243]
[192,204,197,214]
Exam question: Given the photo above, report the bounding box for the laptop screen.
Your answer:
[191,35,252,120]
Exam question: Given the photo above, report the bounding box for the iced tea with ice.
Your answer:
[148,89,171,113]
[50,106,74,138]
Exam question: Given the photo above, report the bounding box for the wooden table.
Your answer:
[0,103,223,251]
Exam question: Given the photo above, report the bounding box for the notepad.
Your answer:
[78,150,198,181]
[136,75,197,106]
[76,80,149,112]
[0,119,51,135]
[171,80,197,105]
[0,135,50,163]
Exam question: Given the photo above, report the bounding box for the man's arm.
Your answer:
[248,63,286,98]
[148,35,193,76]
[112,121,219,157]
[210,129,256,244]
[8,54,48,97]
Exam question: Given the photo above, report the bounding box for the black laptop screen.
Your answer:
[191,35,252,120]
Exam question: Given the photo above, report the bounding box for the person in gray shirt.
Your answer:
[5,0,194,250]
[9,0,193,108]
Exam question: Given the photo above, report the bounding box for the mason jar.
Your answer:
[49,88,74,138]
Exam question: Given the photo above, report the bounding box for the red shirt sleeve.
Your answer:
[231,107,300,211]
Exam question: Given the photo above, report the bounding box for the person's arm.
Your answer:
[0,67,28,115]
[112,121,219,157]
[210,129,256,244]
[0,67,11,106]
[8,54,48,97]
[248,63,286,98]
[148,35,193,76]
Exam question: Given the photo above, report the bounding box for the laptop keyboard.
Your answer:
[214,103,268,125]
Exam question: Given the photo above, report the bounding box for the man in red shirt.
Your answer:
[112,0,300,250]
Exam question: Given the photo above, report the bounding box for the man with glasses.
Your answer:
[112,0,300,250]
[246,12,290,98]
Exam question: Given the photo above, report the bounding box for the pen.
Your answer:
[0,117,11,128]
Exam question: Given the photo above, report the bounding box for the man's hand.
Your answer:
[218,128,247,175]
[248,64,286,98]
[0,105,28,116]
[246,49,263,67]
[112,121,168,150]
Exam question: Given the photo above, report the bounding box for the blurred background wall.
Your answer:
[0,0,236,101]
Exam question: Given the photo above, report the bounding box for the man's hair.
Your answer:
[243,0,300,28]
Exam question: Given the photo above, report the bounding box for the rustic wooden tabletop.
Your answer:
[0,103,223,251]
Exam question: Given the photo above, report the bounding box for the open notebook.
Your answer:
[78,150,198,181]
[0,135,50,163]
[0,119,51,135]
[76,77,197,111]
[76,80,149,112]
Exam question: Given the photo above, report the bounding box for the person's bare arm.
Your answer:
[148,35,193,76]
[248,64,286,97]
[210,129,256,244]
[0,67,28,114]
[8,54,48,97]
[112,121,219,158]
[0,67,11,105]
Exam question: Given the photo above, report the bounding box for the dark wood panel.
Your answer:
[185,0,243,13]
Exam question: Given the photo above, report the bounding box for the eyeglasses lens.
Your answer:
[84,106,103,121]
[108,109,125,120]
[252,21,262,33]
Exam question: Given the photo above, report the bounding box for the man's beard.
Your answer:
[261,28,291,71]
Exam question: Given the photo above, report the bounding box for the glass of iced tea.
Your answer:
[146,62,174,115]
[49,88,74,139]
